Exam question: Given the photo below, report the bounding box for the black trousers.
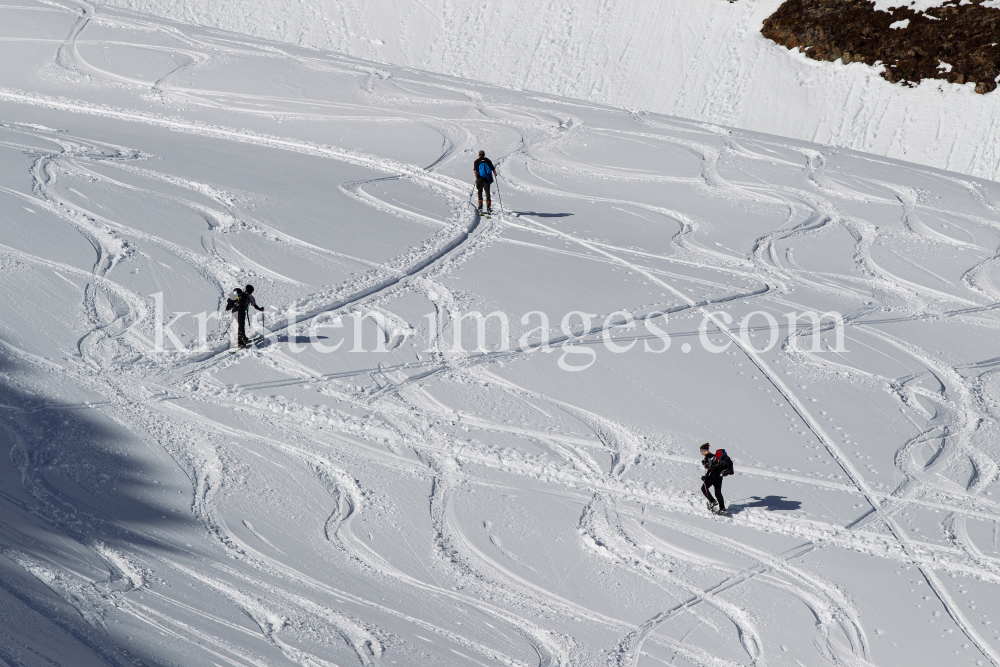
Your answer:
[237,309,248,343]
[476,177,492,206]
[701,473,724,510]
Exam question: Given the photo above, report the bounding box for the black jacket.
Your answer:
[473,157,495,182]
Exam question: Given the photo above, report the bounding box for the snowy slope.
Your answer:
[91,0,1000,182]
[4,1,1000,666]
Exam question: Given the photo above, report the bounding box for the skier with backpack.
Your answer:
[700,443,733,515]
[225,284,264,348]
[473,150,496,214]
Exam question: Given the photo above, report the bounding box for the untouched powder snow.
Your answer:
[3,1,1000,666]
[873,0,953,11]
[91,0,1000,182]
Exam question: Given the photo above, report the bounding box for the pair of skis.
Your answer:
[228,311,267,354]
[230,333,265,353]
[481,209,521,220]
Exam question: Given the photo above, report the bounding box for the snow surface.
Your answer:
[4,1,1000,666]
[91,0,1000,182]
[873,0,950,11]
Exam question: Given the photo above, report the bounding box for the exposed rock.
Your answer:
[762,0,1000,93]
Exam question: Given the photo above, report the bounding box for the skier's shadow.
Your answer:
[728,495,801,514]
[274,335,329,344]
[514,211,573,218]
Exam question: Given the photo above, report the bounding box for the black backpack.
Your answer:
[224,289,241,312]
[714,449,734,476]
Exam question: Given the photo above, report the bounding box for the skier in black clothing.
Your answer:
[233,284,264,347]
[473,150,495,214]
[700,443,733,514]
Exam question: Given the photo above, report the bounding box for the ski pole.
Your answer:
[494,176,504,216]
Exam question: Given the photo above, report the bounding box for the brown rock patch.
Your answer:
[761,0,1000,93]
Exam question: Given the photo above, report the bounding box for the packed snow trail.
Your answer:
[3,2,1000,667]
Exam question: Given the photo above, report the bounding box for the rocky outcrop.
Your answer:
[762,0,1000,93]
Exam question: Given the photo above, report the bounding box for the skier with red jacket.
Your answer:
[700,443,733,515]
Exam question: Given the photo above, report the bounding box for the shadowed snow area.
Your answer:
[4,1,1000,666]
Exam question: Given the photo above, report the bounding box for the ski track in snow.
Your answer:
[3,2,1000,666]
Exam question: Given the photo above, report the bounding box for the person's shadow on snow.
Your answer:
[274,335,329,344]
[514,211,573,218]
[728,495,802,514]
